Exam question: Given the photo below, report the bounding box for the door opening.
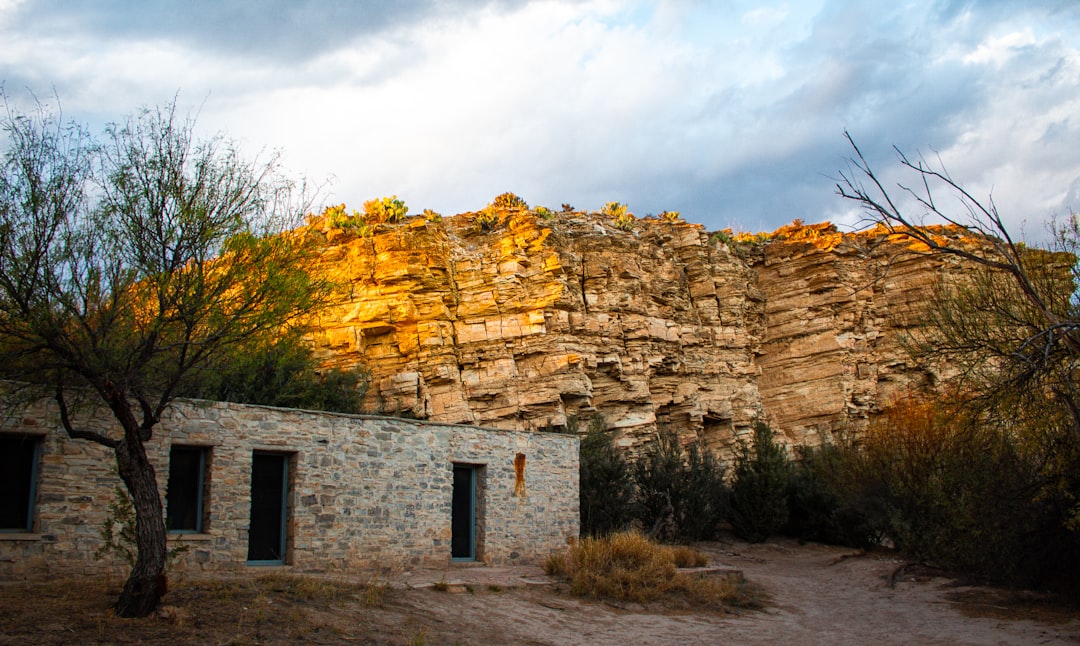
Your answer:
[248,452,289,564]
[451,464,479,560]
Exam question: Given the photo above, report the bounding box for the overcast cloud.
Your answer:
[1,0,1077,239]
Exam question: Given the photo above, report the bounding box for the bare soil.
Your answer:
[2,536,1077,645]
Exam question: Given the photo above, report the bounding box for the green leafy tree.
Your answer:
[179,329,368,413]
[0,96,325,616]
[728,423,791,543]
[632,431,727,543]
[576,415,634,537]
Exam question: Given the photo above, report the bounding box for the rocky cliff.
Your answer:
[301,209,978,451]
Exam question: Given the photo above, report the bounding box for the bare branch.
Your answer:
[55,386,118,448]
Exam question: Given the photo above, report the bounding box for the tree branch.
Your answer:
[55,386,119,448]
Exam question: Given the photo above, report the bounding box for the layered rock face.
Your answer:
[306,210,763,452]
[304,211,983,450]
[751,223,980,444]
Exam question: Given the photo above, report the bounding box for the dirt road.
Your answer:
[377,537,1080,645]
[2,536,1077,644]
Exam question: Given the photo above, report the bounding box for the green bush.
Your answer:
[787,393,1080,593]
[632,431,727,543]
[728,422,791,542]
[859,394,1062,585]
[472,206,500,233]
[601,201,634,231]
[362,195,408,223]
[678,441,728,541]
[577,416,634,537]
[179,329,368,413]
[491,192,528,210]
[784,443,884,549]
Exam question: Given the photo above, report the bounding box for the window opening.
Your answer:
[166,446,207,533]
[0,435,39,531]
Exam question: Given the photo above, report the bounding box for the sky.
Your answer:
[1,0,1078,239]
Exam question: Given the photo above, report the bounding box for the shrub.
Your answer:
[728,422,791,542]
[545,532,762,609]
[543,531,744,607]
[601,201,634,231]
[491,192,528,210]
[679,441,728,541]
[660,210,682,222]
[669,544,709,568]
[472,206,499,233]
[95,485,137,566]
[632,431,727,543]
[577,416,635,537]
[534,206,555,220]
[362,195,408,223]
[784,442,885,549]
[422,208,442,223]
[860,394,1060,584]
[180,329,368,414]
[600,201,627,218]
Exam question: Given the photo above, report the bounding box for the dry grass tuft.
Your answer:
[252,572,388,607]
[545,531,762,609]
[670,545,709,568]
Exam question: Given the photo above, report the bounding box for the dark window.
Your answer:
[0,435,40,531]
[166,446,207,533]
[248,452,289,563]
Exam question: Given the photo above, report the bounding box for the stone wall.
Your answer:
[0,398,578,577]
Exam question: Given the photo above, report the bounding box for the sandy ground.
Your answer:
[2,536,1077,644]
[372,537,1080,645]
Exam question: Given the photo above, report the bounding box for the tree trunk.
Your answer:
[113,435,168,618]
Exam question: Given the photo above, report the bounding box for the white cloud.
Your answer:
[1,0,1078,237]
[963,29,1039,66]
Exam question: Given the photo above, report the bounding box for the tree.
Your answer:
[576,415,634,537]
[728,422,790,542]
[0,96,326,617]
[179,329,368,413]
[836,135,1080,588]
[836,132,1080,439]
[632,430,727,543]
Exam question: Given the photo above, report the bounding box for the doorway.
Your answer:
[248,452,289,564]
[451,464,482,560]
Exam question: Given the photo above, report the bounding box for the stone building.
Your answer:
[0,398,579,577]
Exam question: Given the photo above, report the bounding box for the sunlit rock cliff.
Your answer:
[301,208,978,451]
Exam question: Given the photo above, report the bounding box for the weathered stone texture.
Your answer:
[0,399,578,577]
[307,211,764,453]
[752,224,984,444]
[305,213,1005,450]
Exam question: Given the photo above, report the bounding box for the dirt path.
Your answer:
[373,537,1080,645]
[2,537,1077,644]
